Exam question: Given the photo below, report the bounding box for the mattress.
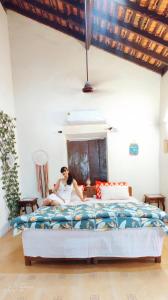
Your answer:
[22,227,164,258]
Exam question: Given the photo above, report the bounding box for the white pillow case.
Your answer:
[100,185,129,200]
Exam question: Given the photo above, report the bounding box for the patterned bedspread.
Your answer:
[11,202,168,236]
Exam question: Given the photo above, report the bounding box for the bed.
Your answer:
[11,186,168,265]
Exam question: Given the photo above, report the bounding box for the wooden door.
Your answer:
[67,141,89,184]
[67,139,107,185]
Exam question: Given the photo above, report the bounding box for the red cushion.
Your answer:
[96,181,128,199]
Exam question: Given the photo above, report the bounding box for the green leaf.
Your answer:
[0,111,20,218]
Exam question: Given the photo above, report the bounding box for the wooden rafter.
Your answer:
[61,0,84,10]
[4,0,163,75]
[7,0,167,55]
[61,0,168,47]
[114,0,168,24]
[30,0,168,64]
[62,0,168,26]
[93,9,168,48]
[4,1,85,41]
[92,39,162,74]
[5,0,84,25]
[3,0,168,75]
[162,66,168,76]
[94,25,168,65]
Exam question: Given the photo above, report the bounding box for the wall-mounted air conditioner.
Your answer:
[67,110,105,125]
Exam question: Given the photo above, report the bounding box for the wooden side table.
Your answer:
[144,194,165,211]
[84,186,96,198]
[19,198,39,214]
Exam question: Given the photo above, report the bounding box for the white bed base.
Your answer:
[22,227,164,265]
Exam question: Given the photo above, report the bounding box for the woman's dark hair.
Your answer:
[60,166,73,185]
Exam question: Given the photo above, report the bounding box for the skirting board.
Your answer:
[0,222,10,237]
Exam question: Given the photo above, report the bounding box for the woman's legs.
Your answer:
[43,198,52,206]
[43,194,64,206]
[50,199,64,206]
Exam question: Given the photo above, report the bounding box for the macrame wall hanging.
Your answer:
[32,150,49,198]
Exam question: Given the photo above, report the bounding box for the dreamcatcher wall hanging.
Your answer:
[32,150,49,198]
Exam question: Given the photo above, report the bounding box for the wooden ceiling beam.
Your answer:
[92,39,162,74]
[61,0,84,10]
[14,0,167,65]
[162,66,168,76]
[63,0,168,48]
[94,26,168,65]
[93,9,168,48]
[114,0,168,25]
[6,0,167,48]
[4,1,85,41]
[62,0,168,47]
[7,0,84,25]
[4,1,165,74]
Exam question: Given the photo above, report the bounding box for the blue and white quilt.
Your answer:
[11,202,168,236]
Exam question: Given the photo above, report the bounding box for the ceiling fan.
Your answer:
[81,1,116,95]
[82,0,93,93]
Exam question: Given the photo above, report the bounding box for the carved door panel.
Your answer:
[67,139,107,185]
[67,141,89,185]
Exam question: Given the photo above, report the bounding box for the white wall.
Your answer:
[8,11,161,201]
[0,4,16,236]
[160,71,168,210]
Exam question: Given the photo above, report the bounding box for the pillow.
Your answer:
[70,185,84,202]
[96,181,128,199]
[100,185,129,200]
[95,181,107,199]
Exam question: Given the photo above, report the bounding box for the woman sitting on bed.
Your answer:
[43,166,85,206]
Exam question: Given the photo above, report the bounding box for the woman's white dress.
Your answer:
[48,180,73,204]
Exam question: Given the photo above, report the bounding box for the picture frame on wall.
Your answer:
[129,143,139,155]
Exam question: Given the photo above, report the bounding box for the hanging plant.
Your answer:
[0,111,20,219]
